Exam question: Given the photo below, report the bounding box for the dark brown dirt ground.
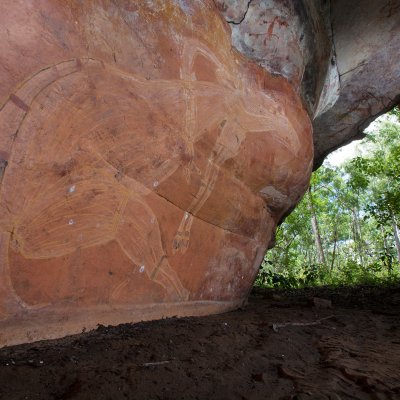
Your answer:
[0,285,399,400]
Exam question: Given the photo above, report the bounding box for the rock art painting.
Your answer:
[0,0,313,346]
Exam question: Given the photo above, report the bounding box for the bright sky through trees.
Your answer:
[325,114,397,167]
[256,109,400,289]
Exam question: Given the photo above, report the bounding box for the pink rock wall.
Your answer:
[0,0,313,346]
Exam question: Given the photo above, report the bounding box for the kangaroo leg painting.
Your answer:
[0,0,313,346]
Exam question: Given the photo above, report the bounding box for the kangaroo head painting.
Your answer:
[0,0,312,345]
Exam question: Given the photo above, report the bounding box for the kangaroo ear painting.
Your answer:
[0,0,312,346]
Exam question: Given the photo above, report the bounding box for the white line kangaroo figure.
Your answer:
[0,58,192,317]
[172,41,293,254]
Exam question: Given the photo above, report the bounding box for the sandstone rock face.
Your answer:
[1,0,398,347]
[313,0,400,164]
[216,0,400,166]
[0,0,313,345]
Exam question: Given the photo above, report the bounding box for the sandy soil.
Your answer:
[0,285,399,400]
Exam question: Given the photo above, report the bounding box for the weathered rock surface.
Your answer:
[216,0,400,166]
[0,0,313,346]
[0,0,399,347]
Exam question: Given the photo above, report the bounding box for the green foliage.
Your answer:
[255,110,400,289]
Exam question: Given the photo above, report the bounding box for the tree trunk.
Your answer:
[392,215,400,264]
[308,187,326,265]
[380,225,392,274]
[352,207,364,266]
[330,224,338,271]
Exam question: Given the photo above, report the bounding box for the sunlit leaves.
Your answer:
[256,110,400,288]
